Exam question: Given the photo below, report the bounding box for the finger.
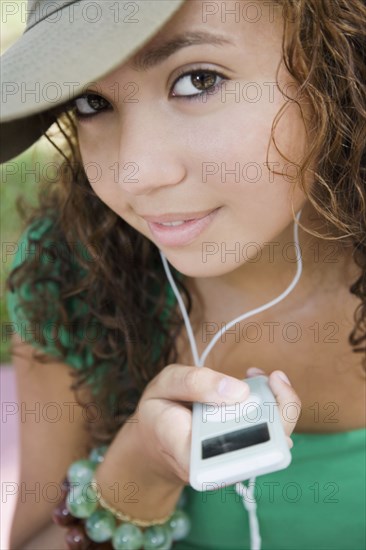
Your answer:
[144,364,250,405]
[267,371,302,438]
[145,400,192,483]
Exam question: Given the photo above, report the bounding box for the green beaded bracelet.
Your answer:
[65,446,191,550]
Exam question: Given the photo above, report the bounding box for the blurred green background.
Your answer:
[1,1,59,362]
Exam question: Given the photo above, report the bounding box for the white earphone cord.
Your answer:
[159,210,303,550]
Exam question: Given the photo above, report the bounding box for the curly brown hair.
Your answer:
[6,0,366,447]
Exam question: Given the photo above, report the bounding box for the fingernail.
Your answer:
[218,376,248,399]
[275,371,292,386]
[247,367,265,376]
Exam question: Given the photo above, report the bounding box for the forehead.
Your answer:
[94,0,284,90]
[129,0,284,67]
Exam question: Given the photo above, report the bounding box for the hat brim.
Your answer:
[0,112,58,163]
[0,0,185,163]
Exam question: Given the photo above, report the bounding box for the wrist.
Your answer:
[53,444,191,549]
[93,423,185,522]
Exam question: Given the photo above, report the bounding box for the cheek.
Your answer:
[182,98,309,259]
[190,99,308,211]
[78,129,127,211]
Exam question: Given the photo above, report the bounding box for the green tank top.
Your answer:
[6,219,366,550]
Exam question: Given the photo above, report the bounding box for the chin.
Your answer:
[159,250,243,279]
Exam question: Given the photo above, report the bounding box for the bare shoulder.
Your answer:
[8,332,94,548]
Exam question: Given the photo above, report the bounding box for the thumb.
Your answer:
[267,371,302,440]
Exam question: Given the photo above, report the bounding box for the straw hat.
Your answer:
[0,0,185,163]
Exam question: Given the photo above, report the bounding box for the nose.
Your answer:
[116,104,186,195]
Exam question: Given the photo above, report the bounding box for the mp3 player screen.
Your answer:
[202,423,270,459]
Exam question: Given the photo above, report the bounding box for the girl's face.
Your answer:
[75,0,313,277]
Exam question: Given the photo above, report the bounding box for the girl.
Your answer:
[2,0,365,548]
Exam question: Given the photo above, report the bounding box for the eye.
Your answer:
[71,93,112,119]
[170,68,228,101]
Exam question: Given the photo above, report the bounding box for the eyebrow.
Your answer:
[128,30,234,72]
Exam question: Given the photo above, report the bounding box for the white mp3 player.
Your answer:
[189,374,292,492]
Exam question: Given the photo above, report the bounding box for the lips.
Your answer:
[141,208,218,224]
[145,207,221,247]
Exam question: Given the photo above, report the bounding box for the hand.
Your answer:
[123,364,251,486]
[108,364,301,490]
[246,367,302,449]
